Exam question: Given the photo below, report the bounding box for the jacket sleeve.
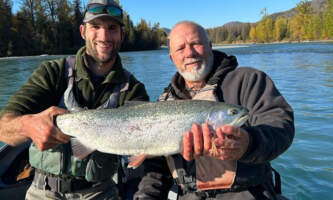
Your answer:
[134,157,174,200]
[0,59,65,116]
[223,67,295,164]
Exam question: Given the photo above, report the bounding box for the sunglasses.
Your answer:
[87,3,122,17]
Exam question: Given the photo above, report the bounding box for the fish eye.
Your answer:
[228,108,238,116]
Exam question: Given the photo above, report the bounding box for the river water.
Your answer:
[0,43,332,199]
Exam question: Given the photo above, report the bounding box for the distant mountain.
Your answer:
[161,28,171,35]
[214,0,328,28]
[164,0,328,36]
[205,0,331,43]
[268,9,297,20]
[311,0,328,13]
[222,21,248,27]
[268,0,327,20]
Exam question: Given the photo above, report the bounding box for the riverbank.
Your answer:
[0,54,66,60]
[1,40,333,59]
[213,39,333,46]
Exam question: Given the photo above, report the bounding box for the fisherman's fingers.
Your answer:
[215,127,225,139]
[192,123,203,158]
[52,127,71,143]
[45,106,68,117]
[41,106,70,144]
[182,131,193,161]
[211,136,243,160]
[35,140,61,151]
[202,123,212,154]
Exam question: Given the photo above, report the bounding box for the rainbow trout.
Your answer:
[56,100,249,166]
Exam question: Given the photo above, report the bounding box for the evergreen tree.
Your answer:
[72,0,84,50]
[56,0,73,53]
[0,0,12,56]
[121,13,136,50]
[44,0,59,52]
[11,12,35,55]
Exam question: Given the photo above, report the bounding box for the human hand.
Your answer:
[181,123,213,161]
[212,125,249,160]
[20,106,70,151]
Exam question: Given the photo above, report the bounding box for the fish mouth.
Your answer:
[232,114,249,127]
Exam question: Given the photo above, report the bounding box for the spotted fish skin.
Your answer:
[56,100,249,156]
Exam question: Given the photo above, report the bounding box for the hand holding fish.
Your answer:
[181,123,212,161]
[20,106,70,151]
[212,125,249,160]
[181,123,249,161]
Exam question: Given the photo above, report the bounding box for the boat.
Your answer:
[0,141,178,199]
[0,141,33,199]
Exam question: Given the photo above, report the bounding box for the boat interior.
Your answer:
[0,141,33,199]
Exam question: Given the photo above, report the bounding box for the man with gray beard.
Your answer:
[0,0,149,199]
[134,21,294,200]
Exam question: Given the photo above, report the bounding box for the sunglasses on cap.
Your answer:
[87,3,122,17]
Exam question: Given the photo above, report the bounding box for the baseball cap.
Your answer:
[83,0,123,25]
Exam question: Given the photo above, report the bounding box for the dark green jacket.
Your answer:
[1,47,149,181]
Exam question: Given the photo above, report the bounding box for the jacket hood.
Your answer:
[166,50,238,99]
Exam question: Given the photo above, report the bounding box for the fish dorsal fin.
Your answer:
[128,154,148,169]
[70,138,96,160]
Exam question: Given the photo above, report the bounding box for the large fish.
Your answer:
[56,100,249,166]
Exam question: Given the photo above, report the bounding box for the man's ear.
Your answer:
[80,24,86,40]
[169,54,173,62]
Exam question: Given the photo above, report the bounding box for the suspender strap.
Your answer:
[172,155,186,185]
[63,56,130,110]
[65,56,76,80]
[65,56,76,88]
[63,56,81,110]
[172,155,197,193]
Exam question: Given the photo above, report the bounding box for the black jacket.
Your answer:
[134,50,294,200]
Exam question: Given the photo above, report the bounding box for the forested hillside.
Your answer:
[1,0,332,57]
[207,0,333,44]
[0,0,168,57]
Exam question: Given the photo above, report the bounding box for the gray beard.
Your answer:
[178,54,214,82]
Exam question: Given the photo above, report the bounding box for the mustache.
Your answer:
[94,40,112,45]
[184,58,202,65]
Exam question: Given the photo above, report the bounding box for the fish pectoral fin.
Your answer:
[70,138,96,160]
[128,154,148,169]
